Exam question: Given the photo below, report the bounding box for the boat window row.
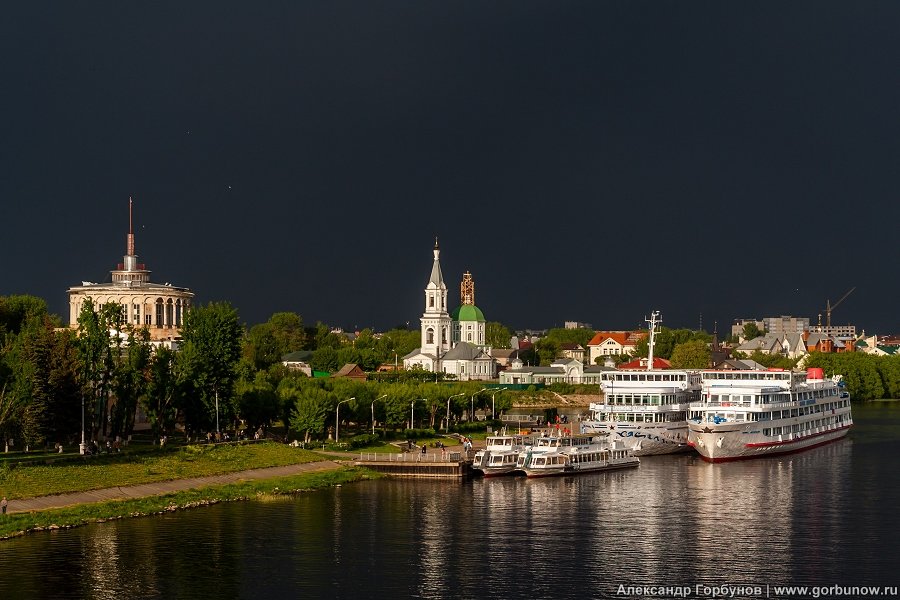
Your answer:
[705,389,838,405]
[603,373,690,382]
[569,450,609,464]
[690,399,850,424]
[702,372,792,381]
[596,412,687,423]
[605,394,688,406]
[762,413,850,437]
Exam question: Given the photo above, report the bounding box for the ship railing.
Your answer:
[588,404,691,413]
[691,401,804,410]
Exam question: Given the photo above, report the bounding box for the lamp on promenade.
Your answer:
[491,391,497,420]
[372,394,387,436]
[80,392,86,455]
[215,388,220,435]
[336,397,354,443]
[446,392,465,431]
[471,387,488,422]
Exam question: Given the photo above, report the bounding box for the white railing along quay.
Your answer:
[357,452,466,462]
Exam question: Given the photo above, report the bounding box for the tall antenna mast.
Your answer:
[127,196,135,257]
[645,310,662,371]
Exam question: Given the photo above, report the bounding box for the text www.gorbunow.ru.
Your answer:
[615,584,899,598]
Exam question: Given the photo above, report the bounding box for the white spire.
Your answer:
[429,237,443,287]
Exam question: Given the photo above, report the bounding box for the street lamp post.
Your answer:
[491,392,497,420]
[336,397,354,444]
[80,392,86,455]
[446,392,465,432]
[372,394,387,436]
[215,388,220,435]
[471,387,488,422]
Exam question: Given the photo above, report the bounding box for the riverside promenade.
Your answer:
[4,459,340,515]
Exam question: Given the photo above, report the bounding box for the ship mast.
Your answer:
[646,310,662,371]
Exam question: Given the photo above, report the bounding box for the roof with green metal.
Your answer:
[451,304,485,322]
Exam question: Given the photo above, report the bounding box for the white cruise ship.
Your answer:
[687,367,852,462]
[580,311,700,455]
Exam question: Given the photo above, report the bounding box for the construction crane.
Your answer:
[821,287,856,328]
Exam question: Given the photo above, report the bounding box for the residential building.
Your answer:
[281,350,313,376]
[331,363,367,381]
[762,315,810,335]
[558,342,586,363]
[586,331,646,365]
[499,357,614,385]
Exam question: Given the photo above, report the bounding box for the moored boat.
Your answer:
[687,367,852,462]
[472,435,532,477]
[580,311,699,455]
[515,434,594,473]
[522,438,639,478]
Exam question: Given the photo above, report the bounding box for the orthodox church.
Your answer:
[402,241,496,381]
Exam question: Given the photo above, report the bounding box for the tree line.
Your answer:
[0,295,511,451]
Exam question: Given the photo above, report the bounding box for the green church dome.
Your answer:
[452,304,485,322]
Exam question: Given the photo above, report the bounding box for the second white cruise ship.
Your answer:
[687,367,852,462]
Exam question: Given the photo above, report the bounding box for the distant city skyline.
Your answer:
[1,3,897,334]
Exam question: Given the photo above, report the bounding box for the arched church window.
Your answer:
[429,295,434,308]
[426,328,434,344]
[467,333,472,342]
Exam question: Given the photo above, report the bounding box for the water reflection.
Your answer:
[1,403,898,599]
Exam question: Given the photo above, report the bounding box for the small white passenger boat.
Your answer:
[522,438,639,478]
[472,435,532,477]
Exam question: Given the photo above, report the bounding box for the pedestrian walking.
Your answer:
[1,496,7,516]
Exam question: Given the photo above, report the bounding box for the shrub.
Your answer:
[402,428,436,440]
[346,433,380,450]
[450,420,500,434]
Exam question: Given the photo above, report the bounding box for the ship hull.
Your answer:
[580,422,691,456]
[688,424,851,463]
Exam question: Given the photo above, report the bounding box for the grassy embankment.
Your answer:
[0,442,380,540]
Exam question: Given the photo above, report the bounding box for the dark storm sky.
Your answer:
[1,2,897,334]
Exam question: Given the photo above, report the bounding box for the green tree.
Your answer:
[743,322,764,341]
[289,386,332,443]
[0,295,51,341]
[76,299,118,442]
[535,339,560,366]
[244,323,280,371]
[544,327,595,349]
[669,340,712,369]
[236,370,280,434]
[485,322,512,349]
[110,327,151,441]
[374,328,420,366]
[177,302,244,437]
[145,347,179,441]
[634,328,712,359]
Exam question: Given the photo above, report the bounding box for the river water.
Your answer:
[2,402,899,599]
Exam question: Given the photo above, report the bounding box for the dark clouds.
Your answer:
[1,2,897,333]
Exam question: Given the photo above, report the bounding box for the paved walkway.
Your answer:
[5,460,341,515]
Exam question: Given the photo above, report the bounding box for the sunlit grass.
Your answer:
[0,442,322,500]
[0,466,380,540]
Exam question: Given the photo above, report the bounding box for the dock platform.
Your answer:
[354,451,474,479]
